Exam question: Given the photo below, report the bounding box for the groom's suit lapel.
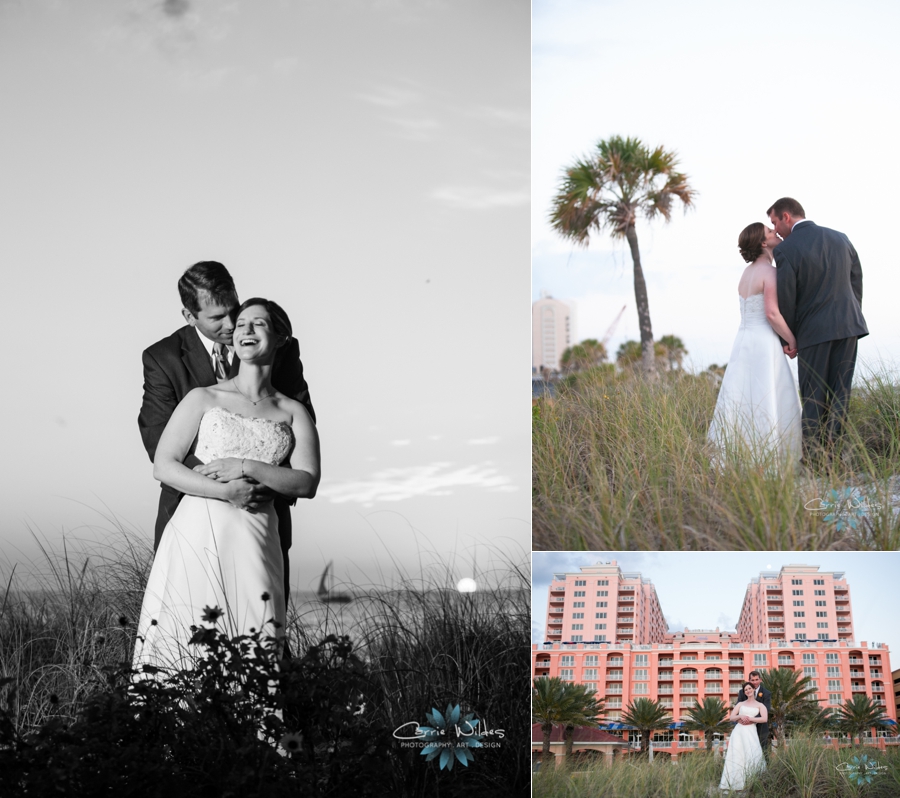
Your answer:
[180,326,217,389]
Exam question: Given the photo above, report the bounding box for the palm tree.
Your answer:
[550,135,696,375]
[760,667,819,745]
[682,696,731,751]
[560,338,607,373]
[615,339,666,371]
[620,697,672,756]
[532,677,604,767]
[657,335,688,371]
[836,694,890,746]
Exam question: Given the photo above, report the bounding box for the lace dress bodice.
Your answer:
[738,705,760,718]
[194,406,293,465]
[739,292,768,328]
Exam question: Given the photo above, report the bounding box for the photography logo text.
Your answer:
[393,703,505,770]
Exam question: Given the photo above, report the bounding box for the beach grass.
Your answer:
[532,734,900,798]
[0,531,529,797]
[533,363,900,550]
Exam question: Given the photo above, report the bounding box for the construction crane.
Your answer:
[601,305,627,350]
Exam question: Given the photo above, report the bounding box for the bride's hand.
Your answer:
[223,478,260,511]
[194,458,246,482]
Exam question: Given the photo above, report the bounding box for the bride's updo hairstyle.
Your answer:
[741,681,755,695]
[235,297,292,346]
[738,223,766,263]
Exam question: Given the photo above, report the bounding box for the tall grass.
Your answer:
[533,364,900,549]
[0,530,529,796]
[533,735,900,798]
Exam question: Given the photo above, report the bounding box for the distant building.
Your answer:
[532,291,575,373]
[894,666,900,722]
[533,561,896,754]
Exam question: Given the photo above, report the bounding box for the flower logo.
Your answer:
[837,753,886,785]
[419,703,484,770]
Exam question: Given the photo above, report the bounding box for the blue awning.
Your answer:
[667,722,686,728]
[886,720,897,726]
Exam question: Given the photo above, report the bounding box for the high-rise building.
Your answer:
[533,563,896,747]
[737,565,854,645]
[532,292,575,373]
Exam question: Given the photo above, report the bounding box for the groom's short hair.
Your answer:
[179,261,239,316]
[767,197,805,219]
[748,670,762,679]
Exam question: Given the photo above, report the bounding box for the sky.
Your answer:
[532,0,900,375]
[0,0,530,592]
[532,552,900,663]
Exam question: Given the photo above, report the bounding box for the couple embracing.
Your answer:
[708,197,868,470]
[134,261,320,671]
[719,671,771,792]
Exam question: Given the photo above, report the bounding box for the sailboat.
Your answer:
[316,561,353,604]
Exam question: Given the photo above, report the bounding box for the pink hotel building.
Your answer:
[533,562,896,740]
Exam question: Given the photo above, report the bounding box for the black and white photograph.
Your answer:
[0,2,530,795]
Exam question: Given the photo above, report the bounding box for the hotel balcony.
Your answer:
[729,671,744,679]
[658,671,674,681]
[706,685,723,693]
[550,586,566,596]
[778,657,795,665]
[680,686,699,694]
[769,627,785,633]
[852,686,867,693]
[608,657,624,665]
[766,586,782,592]
[875,699,886,706]
[768,616,784,622]
[849,657,864,664]
[607,671,624,679]
[606,687,623,694]
[680,700,699,708]
[617,616,634,624]
[659,658,674,667]
[728,658,745,665]
[873,685,885,693]
[868,657,882,665]
[659,699,674,708]
[850,670,865,677]
[658,686,674,694]
[606,700,623,708]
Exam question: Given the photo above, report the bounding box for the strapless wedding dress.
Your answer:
[708,292,801,467]
[719,705,766,791]
[134,407,293,673]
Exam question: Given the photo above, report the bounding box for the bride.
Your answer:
[708,222,801,468]
[720,682,768,792]
[134,298,320,673]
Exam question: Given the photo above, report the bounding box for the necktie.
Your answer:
[213,343,230,382]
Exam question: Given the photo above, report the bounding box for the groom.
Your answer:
[767,198,868,466]
[736,670,772,752]
[137,261,315,611]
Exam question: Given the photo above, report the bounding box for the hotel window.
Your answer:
[634,669,649,679]
[561,656,574,666]
[572,624,583,630]
[792,590,804,596]
[791,579,803,585]
[829,693,842,705]
[817,623,828,629]
[803,653,816,663]
[803,666,817,676]
[572,613,584,619]
[795,623,806,629]
[584,669,598,679]
[584,682,597,691]
[585,655,599,665]
[827,666,841,676]
[595,613,608,620]
[818,633,829,640]
[682,655,697,661]
[793,600,805,606]
[816,611,827,617]
[814,590,825,596]
[595,624,606,630]
[634,683,648,694]
[575,580,586,586]
[828,680,842,690]
[594,635,607,642]
[815,601,826,606]
[808,680,818,689]
[597,580,608,586]
[754,654,767,665]
[574,591,585,597]
[573,601,585,608]
[597,601,607,607]
[636,655,648,665]
[571,635,583,641]
[560,669,574,680]
[597,590,608,597]
[826,654,839,664]
[814,579,824,585]
[796,633,807,640]
[794,611,805,617]
[808,692,818,700]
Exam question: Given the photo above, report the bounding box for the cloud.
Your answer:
[387,117,440,141]
[390,439,411,446]
[358,84,421,108]
[431,186,530,210]
[317,461,516,505]
[470,106,530,128]
[467,436,500,445]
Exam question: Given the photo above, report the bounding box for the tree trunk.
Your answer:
[624,224,655,375]
[542,723,553,765]
[564,724,573,766]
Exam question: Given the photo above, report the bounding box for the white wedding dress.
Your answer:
[708,292,801,468]
[134,407,293,674]
[719,706,766,791]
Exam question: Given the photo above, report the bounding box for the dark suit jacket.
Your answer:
[736,685,772,745]
[138,324,314,550]
[774,221,868,350]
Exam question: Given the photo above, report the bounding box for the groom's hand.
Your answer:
[783,344,798,359]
